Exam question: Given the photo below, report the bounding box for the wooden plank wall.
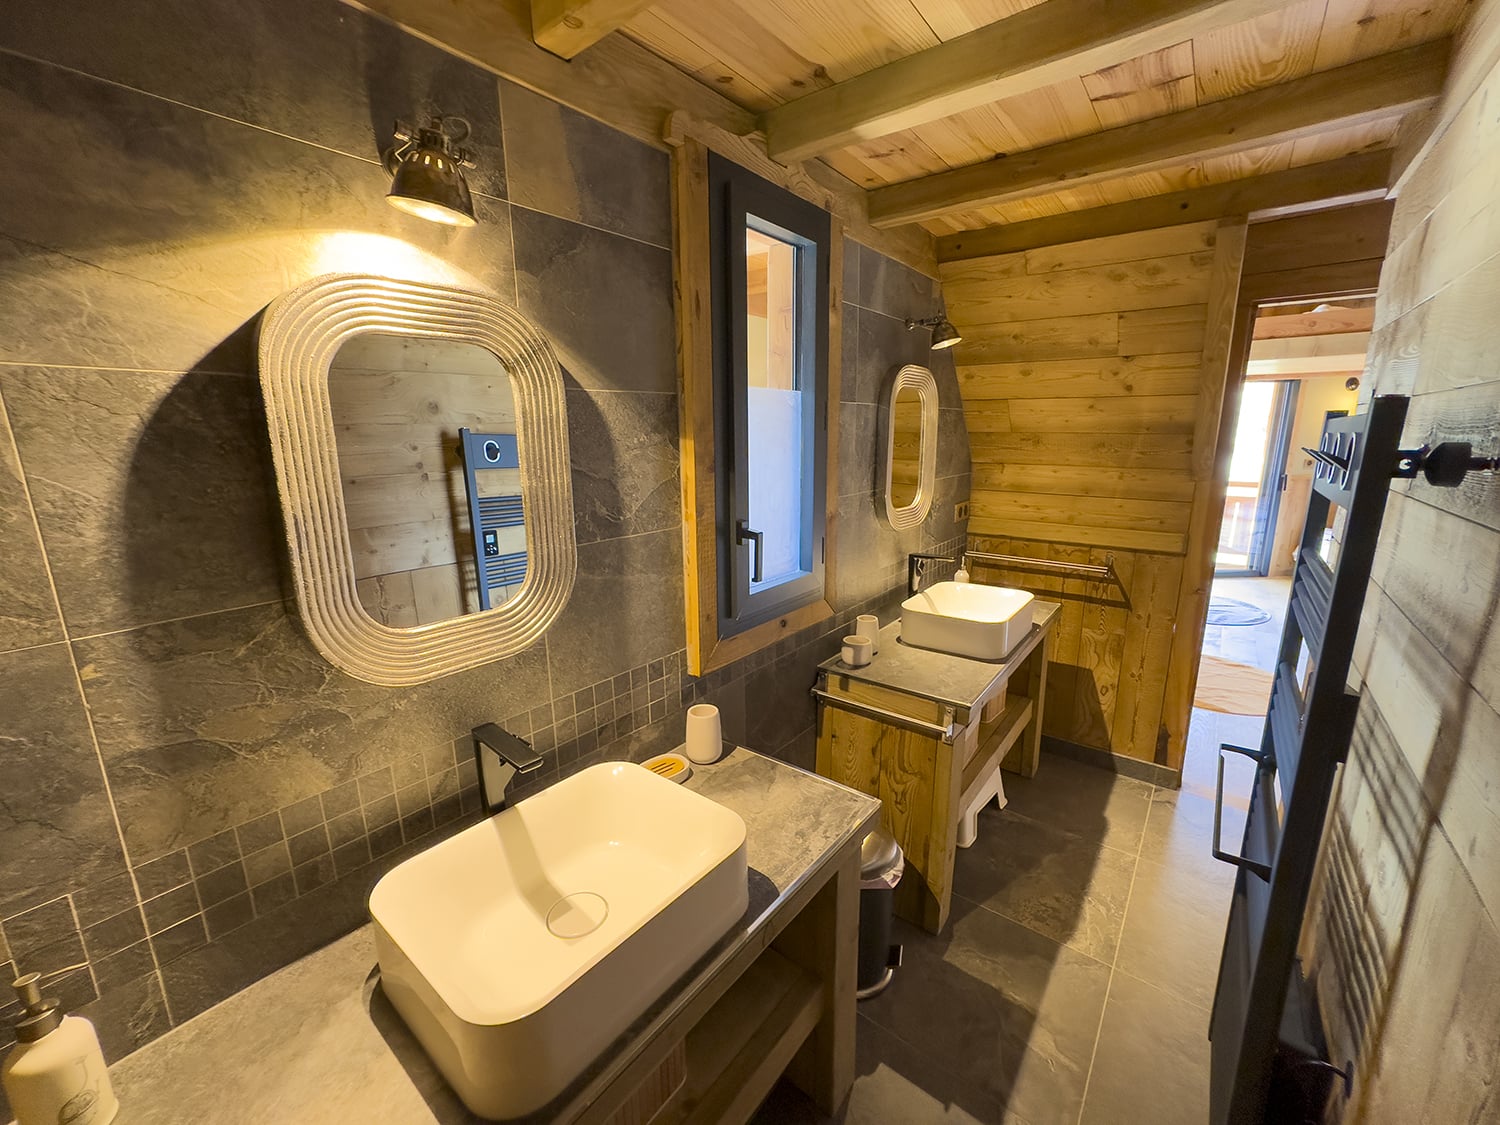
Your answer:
[328,335,519,627]
[1299,0,1500,1118]
[943,221,1236,767]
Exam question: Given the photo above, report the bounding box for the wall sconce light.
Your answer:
[906,315,962,350]
[384,116,478,227]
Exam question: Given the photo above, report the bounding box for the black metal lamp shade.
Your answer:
[929,318,962,349]
[385,117,478,228]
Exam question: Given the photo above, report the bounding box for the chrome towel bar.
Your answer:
[810,686,959,744]
[964,550,1117,583]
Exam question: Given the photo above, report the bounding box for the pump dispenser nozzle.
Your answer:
[10,974,62,1044]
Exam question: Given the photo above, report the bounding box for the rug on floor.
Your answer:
[1195,655,1273,715]
[1206,596,1273,627]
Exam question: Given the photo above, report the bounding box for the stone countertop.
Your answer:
[101,748,881,1125]
[817,600,1060,715]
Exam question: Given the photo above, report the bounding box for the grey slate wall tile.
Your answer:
[0,51,515,375]
[566,388,681,544]
[501,80,669,248]
[857,240,942,322]
[0,644,129,919]
[544,527,687,696]
[1,367,286,636]
[511,206,676,394]
[0,395,61,652]
[73,601,550,861]
[0,0,507,200]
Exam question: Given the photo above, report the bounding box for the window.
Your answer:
[670,134,842,676]
[709,154,831,638]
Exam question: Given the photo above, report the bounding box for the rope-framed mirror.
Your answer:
[881,364,939,530]
[258,274,576,686]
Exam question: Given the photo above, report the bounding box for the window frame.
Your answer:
[671,135,842,676]
[709,153,831,638]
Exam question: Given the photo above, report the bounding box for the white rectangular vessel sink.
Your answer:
[369,761,748,1120]
[901,580,1036,661]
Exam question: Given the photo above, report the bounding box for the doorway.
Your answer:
[1216,379,1298,576]
[1185,296,1374,800]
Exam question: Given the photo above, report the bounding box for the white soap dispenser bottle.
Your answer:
[2,972,119,1125]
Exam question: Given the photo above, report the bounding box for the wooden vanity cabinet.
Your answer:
[814,612,1056,933]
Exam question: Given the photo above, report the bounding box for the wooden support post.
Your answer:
[773,842,861,1115]
[1008,629,1053,778]
[1161,219,1249,773]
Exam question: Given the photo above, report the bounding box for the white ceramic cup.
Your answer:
[856,614,880,653]
[842,634,874,667]
[684,703,723,765]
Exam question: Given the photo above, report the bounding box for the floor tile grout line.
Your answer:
[1074,784,1154,1125]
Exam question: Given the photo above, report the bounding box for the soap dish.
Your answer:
[642,753,692,784]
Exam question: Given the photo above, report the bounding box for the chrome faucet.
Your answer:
[907,553,955,596]
[472,723,544,813]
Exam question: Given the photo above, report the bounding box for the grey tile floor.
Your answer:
[752,577,1293,1125]
[753,754,1239,1125]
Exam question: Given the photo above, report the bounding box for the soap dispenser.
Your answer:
[2,973,119,1125]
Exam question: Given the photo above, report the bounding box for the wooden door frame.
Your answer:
[1160,205,1390,773]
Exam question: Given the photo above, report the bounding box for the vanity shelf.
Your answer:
[960,693,1035,810]
[814,604,1059,933]
[655,948,822,1124]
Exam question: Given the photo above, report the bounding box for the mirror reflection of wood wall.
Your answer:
[327,335,524,628]
[890,386,923,508]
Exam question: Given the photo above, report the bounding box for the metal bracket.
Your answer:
[1212,743,1273,881]
[1392,441,1499,487]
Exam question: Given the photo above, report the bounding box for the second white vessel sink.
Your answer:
[901,580,1036,661]
[369,761,749,1119]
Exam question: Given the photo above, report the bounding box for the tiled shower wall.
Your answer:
[0,0,969,1084]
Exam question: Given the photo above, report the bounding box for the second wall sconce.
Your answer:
[906,315,962,350]
[384,115,478,227]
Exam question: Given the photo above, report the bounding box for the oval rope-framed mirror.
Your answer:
[882,364,939,530]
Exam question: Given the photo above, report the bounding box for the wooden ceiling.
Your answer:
[611,0,1466,238]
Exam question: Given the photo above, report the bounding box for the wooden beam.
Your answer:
[1245,331,1372,375]
[936,153,1393,263]
[530,0,655,59]
[761,0,1292,163]
[1252,305,1375,339]
[342,0,937,277]
[870,40,1448,229]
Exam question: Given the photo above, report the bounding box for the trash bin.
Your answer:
[856,829,904,1000]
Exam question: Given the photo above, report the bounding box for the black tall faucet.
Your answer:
[906,553,955,597]
[472,723,544,814]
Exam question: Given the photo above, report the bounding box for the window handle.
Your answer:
[736,521,764,584]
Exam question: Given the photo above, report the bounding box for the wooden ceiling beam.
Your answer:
[935,152,1394,262]
[871,39,1448,229]
[761,0,1293,163]
[1252,306,1376,338]
[531,0,656,59]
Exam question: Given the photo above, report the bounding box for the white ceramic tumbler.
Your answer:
[856,614,880,653]
[685,703,723,764]
[841,635,873,667]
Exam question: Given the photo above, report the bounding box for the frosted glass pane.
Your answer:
[746,388,805,588]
